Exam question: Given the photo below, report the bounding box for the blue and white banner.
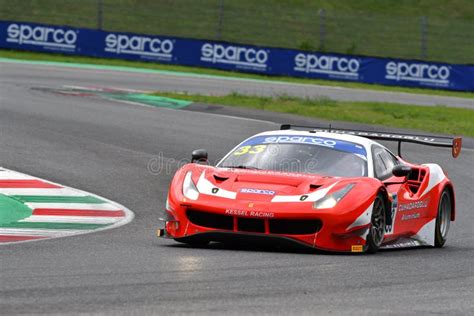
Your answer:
[1,21,473,91]
[2,22,79,53]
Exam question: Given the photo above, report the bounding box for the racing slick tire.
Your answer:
[366,193,386,254]
[435,189,451,248]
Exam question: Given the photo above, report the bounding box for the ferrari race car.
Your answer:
[157,125,462,253]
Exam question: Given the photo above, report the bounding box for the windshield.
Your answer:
[218,135,367,177]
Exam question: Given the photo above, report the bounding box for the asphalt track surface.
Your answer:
[0,61,473,315]
[2,59,474,109]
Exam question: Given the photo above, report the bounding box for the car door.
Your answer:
[372,145,405,236]
[372,145,429,237]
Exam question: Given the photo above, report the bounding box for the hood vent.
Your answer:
[213,175,229,183]
[309,184,322,191]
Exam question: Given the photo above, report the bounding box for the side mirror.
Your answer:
[392,164,412,177]
[191,149,208,163]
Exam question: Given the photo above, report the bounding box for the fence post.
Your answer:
[420,16,428,59]
[97,0,104,30]
[319,9,326,50]
[216,0,225,40]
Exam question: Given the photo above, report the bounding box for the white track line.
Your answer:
[0,172,36,180]
[0,167,135,245]
[0,228,85,237]
[20,215,120,224]
[24,202,121,210]
[0,188,86,196]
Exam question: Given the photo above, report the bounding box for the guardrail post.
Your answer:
[97,0,104,30]
[319,9,326,50]
[420,16,428,59]
[216,0,225,40]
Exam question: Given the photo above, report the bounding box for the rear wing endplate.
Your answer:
[280,124,462,158]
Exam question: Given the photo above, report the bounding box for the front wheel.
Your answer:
[366,193,387,254]
[435,189,451,248]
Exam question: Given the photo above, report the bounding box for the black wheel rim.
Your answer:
[439,192,451,239]
[371,198,385,246]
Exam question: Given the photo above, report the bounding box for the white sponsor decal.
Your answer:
[6,23,77,50]
[294,53,360,79]
[263,136,336,148]
[225,209,274,218]
[401,213,421,221]
[382,239,421,249]
[399,200,429,211]
[385,61,450,86]
[201,43,268,70]
[105,33,173,61]
[240,188,276,195]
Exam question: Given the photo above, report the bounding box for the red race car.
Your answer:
[157,125,462,253]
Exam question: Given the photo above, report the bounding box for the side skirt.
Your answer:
[381,218,436,249]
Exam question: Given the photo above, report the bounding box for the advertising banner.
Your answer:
[1,21,472,91]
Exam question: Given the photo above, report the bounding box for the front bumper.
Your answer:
[175,231,320,250]
[158,206,369,252]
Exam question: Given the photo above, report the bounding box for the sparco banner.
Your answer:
[1,21,473,91]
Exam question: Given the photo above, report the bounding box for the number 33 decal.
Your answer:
[233,145,267,156]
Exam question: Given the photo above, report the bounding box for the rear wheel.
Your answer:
[366,194,386,254]
[435,189,451,248]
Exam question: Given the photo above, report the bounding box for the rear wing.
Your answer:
[280,124,462,158]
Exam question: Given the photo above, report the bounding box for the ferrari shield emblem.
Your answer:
[248,202,254,208]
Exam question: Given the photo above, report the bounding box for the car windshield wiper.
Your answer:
[220,165,261,170]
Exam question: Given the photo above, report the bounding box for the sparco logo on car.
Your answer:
[241,188,276,195]
[264,136,337,148]
[200,43,268,70]
[399,200,429,211]
[105,33,173,61]
[385,61,450,86]
[294,53,360,79]
[6,23,77,50]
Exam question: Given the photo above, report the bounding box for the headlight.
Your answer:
[182,171,199,200]
[313,183,355,209]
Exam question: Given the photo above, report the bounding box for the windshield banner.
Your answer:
[1,21,473,91]
[241,135,367,157]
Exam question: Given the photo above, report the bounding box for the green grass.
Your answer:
[0,0,473,64]
[2,50,474,100]
[151,91,474,137]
